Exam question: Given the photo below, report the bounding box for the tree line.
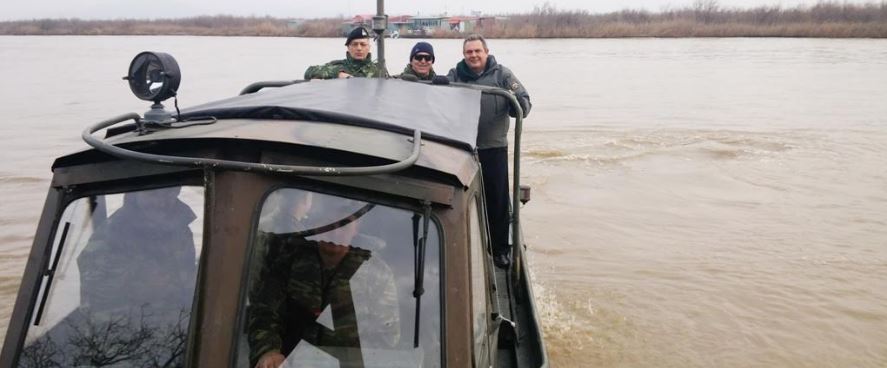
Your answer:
[1,1,885,38]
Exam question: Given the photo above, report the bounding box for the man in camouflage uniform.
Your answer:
[304,27,384,80]
[248,217,399,368]
[397,42,436,81]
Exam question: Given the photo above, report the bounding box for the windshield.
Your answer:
[239,188,442,368]
[17,186,204,368]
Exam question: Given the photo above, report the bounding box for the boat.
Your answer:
[0,8,548,368]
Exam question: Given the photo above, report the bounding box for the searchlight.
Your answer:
[124,51,181,123]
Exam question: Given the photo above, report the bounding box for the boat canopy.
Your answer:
[180,78,482,151]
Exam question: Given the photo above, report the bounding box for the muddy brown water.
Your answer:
[1,36,886,367]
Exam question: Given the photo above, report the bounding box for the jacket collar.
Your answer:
[402,64,436,79]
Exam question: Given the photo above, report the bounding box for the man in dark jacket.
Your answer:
[398,41,436,81]
[447,34,531,269]
[304,27,384,79]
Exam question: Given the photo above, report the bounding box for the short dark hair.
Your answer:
[463,34,488,50]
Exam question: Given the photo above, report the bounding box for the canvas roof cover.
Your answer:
[180,78,482,151]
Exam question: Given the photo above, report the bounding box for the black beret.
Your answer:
[345,27,371,46]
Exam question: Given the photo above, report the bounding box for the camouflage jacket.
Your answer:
[398,63,436,81]
[247,232,399,365]
[304,53,383,80]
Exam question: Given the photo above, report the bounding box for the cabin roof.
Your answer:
[179,78,482,151]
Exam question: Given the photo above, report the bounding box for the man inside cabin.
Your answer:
[304,27,383,80]
[398,41,437,81]
[79,187,197,315]
[248,198,399,368]
[447,34,531,269]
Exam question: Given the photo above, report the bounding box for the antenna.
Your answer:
[372,0,390,77]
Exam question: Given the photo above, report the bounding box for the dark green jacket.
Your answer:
[447,55,531,149]
[304,53,383,80]
[398,63,436,81]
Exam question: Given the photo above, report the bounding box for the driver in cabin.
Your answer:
[397,42,437,81]
[26,187,198,367]
[78,187,197,316]
[304,27,383,80]
[247,199,399,368]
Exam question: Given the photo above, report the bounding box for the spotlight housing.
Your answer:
[125,52,181,103]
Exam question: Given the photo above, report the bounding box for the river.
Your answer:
[1,36,886,367]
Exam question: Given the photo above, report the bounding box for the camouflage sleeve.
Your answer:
[304,65,321,80]
[305,61,344,80]
[353,256,400,348]
[501,67,531,118]
[247,234,289,364]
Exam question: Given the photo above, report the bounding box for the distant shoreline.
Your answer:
[2,2,885,38]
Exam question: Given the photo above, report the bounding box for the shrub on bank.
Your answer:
[1,2,885,38]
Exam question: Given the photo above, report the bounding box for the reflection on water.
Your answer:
[1,36,886,367]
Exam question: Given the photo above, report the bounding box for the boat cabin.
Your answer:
[1,52,547,368]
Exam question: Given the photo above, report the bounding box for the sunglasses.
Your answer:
[413,54,433,62]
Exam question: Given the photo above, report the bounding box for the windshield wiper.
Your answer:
[412,201,432,348]
[33,221,71,325]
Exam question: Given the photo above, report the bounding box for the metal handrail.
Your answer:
[448,83,525,275]
[239,80,303,95]
[82,113,423,176]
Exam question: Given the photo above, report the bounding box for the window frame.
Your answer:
[11,175,206,368]
[234,183,448,368]
[468,194,494,368]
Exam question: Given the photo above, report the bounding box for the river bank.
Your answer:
[1,2,885,38]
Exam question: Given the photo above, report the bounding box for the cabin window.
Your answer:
[18,186,204,368]
[238,188,442,368]
[469,196,491,367]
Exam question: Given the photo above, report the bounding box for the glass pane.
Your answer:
[241,188,441,368]
[19,186,204,368]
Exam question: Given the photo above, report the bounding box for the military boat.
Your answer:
[1,9,548,368]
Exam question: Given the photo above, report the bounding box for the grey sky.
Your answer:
[0,0,878,21]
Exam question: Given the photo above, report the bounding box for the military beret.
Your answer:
[345,27,371,46]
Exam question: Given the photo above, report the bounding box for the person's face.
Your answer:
[410,52,434,76]
[347,38,371,60]
[463,40,488,72]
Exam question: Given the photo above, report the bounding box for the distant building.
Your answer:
[410,16,449,35]
[344,14,407,37]
[447,16,477,33]
[389,15,412,34]
[342,13,501,37]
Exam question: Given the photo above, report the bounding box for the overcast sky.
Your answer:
[0,0,878,21]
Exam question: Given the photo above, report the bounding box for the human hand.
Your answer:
[338,71,353,79]
[255,351,285,368]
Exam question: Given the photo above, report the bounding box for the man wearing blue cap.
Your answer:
[304,27,384,80]
[398,42,437,81]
